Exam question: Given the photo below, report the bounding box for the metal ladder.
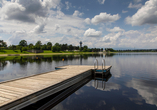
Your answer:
[94,59,106,79]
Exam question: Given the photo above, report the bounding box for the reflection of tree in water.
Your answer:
[19,57,28,65]
[91,54,104,58]
[105,53,116,57]
[2,54,104,66]
[82,54,88,59]
[0,61,8,71]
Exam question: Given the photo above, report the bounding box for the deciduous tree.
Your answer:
[19,40,27,47]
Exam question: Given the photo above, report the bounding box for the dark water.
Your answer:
[0,53,157,110]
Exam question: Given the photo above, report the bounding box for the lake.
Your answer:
[0,53,157,110]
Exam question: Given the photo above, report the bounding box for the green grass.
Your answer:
[0,49,98,57]
[0,50,30,54]
[43,50,53,53]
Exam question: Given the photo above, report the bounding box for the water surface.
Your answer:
[0,53,157,110]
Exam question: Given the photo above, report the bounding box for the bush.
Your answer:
[22,47,28,51]
[51,46,61,52]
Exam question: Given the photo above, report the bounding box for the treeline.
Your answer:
[105,48,116,52]
[117,49,157,52]
[0,40,7,49]
[105,48,157,52]
[5,40,103,52]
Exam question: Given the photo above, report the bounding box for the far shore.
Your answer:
[0,52,101,57]
[1,51,156,57]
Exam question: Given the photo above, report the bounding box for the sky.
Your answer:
[0,0,157,49]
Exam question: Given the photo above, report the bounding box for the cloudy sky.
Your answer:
[0,0,157,49]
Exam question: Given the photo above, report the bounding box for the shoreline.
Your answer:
[1,51,156,57]
[0,52,99,57]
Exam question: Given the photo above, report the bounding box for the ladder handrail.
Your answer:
[102,59,105,70]
[94,59,98,69]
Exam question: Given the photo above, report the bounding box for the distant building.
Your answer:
[27,49,43,53]
[80,41,82,48]
[79,41,82,51]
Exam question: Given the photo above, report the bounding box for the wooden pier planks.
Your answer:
[0,65,111,109]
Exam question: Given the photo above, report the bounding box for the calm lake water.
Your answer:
[0,53,157,110]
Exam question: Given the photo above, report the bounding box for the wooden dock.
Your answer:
[0,65,112,110]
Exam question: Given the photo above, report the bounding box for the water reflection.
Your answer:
[1,53,157,110]
[94,73,112,90]
[126,78,157,106]
[0,61,7,71]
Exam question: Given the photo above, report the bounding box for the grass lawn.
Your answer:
[0,49,98,56]
[43,50,75,53]
[0,50,30,54]
[43,50,53,53]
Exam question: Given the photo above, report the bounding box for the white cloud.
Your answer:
[55,24,60,31]
[0,0,61,23]
[98,0,105,4]
[124,30,141,38]
[91,12,120,25]
[102,32,124,43]
[84,28,102,37]
[0,29,4,33]
[73,10,83,17]
[65,1,71,10]
[42,0,61,9]
[56,10,65,18]
[31,23,46,34]
[134,0,142,3]
[0,0,87,43]
[106,27,125,32]
[66,28,71,33]
[122,10,128,13]
[84,18,91,24]
[128,2,142,9]
[126,0,157,26]
[103,27,125,43]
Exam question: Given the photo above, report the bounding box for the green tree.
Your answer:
[101,48,103,52]
[2,42,7,47]
[22,47,28,51]
[61,44,68,51]
[52,45,61,52]
[68,44,73,51]
[28,43,34,49]
[75,46,79,50]
[83,45,88,49]
[54,43,60,47]
[35,41,42,46]
[47,42,52,47]
[35,41,42,50]
[47,42,52,50]
[0,40,7,50]
[12,45,16,51]
[19,40,27,47]
[82,45,88,52]
[42,44,47,50]
[82,48,87,52]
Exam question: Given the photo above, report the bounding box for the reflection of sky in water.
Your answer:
[1,53,157,109]
[51,53,157,110]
